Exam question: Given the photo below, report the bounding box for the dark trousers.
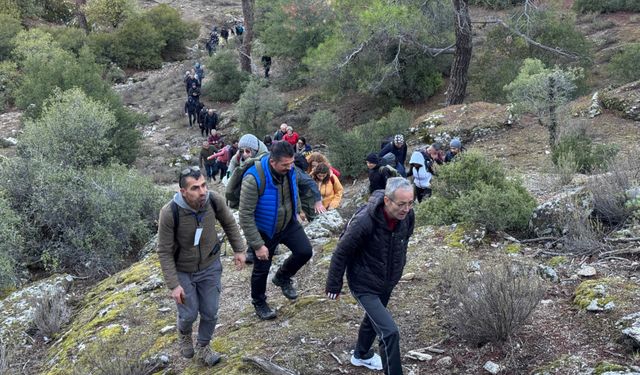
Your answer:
[204,163,217,180]
[216,162,228,180]
[353,291,403,375]
[415,186,431,203]
[251,220,312,303]
[187,111,197,127]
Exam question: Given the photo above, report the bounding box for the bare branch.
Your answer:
[338,42,366,69]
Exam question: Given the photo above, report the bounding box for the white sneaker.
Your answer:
[350,353,383,371]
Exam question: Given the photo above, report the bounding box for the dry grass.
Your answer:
[441,256,545,345]
[588,155,640,226]
[73,336,162,375]
[560,206,606,255]
[31,290,71,339]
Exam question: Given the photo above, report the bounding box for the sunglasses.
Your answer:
[179,166,201,187]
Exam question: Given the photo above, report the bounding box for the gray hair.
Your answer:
[384,177,412,199]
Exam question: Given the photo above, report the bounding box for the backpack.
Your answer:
[224,157,266,209]
[380,164,400,178]
[235,25,244,35]
[170,195,217,262]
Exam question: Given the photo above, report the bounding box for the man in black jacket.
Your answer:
[326,177,415,375]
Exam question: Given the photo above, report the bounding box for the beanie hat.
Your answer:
[365,152,379,164]
[450,138,462,149]
[394,134,404,144]
[238,134,259,151]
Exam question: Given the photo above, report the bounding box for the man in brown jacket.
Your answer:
[157,166,246,366]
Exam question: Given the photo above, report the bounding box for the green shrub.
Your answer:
[415,151,536,232]
[0,192,23,293]
[111,15,165,69]
[203,50,249,102]
[470,7,591,103]
[86,31,117,64]
[39,25,88,55]
[236,79,285,137]
[308,109,340,144]
[573,0,640,13]
[551,128,618,174]
[145,4,197,61]
[0,0,21,19]
[326,107,411,177]
[19,88,117,169]
[609,43,640,85]
[41,0,74,23]
[85,0,137,30]
[0,61,18,111]
[0,160,166,277]
[0,13,22,60]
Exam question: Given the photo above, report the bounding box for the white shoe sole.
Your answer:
[350,355,383,371]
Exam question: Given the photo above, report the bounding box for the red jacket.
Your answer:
[283,132,299,146]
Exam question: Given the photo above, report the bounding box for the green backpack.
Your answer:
[224,156,266,209]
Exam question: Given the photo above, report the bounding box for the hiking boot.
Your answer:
[178,332,194,359]
[350,351,383,371]
[252,300,277,320]
[272,274,298,300]
[194,343,221,366]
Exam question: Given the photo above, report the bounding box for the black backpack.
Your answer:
[170,195,217,262]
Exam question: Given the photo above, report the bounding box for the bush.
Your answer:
[145,4,197,61]
[85,0,137,30]
[307,109,340,144]
[41,0,74,23]
[236,79,285,136]
[609,43,640,85]
[415,151,536,232]
[111,15,165,69]
[0,13,22,60]
[31,289,71,338]
[468,0,525,8]
[551,126,617,174]
[0,161,166,277]
[19,88,117,169]
[0,192,23,293]
[587,156,639,226]
[325,107,411,177]
[573,0,640,13]
[203,50,250,102]
[441,256,545,344]
[0,0,21,19]
[73,335,162,375]
[39,25,88,55]
[0,61,18,111]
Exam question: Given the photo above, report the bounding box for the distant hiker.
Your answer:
[235,23,244,38]
[263,135,274,151]
[203,108,219,136]
[157,167,246,367]
[239,141,314,320]
[283,126,299,146]
[188,82,201,103]
[408,150,432,202]
[195,62,204,85]
[184,96,199,128]
[208,139,238,182]
[261,55,272,78]
[365,153,398,194]
[311,162,343,210]
[207,129,222,146]
[273,123,287,142]
[220,27,229,45]
[184,71,197,94]
[326,177,415,375]
[427,143,445,165]
[306,152,341,178]
[295,136,312,156]
[206,32,219,56]
[445,138,463,163]
[198,106,208,136]
[379,134,408,177]
[293,153,326,222]
[200,142,218,182]
[227,133,269,178]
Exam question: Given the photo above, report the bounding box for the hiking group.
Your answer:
[167,56,464,373]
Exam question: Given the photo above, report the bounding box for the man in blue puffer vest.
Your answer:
[239,141,315,320]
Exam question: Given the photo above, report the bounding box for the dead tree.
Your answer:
[75,0,88,33]
[446,0,472,106]
[240,0,255,73]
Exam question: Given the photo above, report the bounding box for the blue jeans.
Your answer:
[204,163,217,180]
[176,258,222,345]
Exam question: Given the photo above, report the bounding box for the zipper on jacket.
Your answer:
[387,232,396,284]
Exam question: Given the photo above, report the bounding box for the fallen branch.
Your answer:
[242,356,298,375]
[329,352,342,365]
[519,236,558,244]
[604,237,640,243]
[599,247,640,257]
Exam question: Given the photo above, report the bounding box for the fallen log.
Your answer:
[242,356,298,375]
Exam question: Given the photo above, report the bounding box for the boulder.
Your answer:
[529,187,593,237]
[600,80,640,121]
[304,210,345,240]
[616,312,640,349]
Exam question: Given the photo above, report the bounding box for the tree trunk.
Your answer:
[75,0,89,33]
[240,0,255,73]
[547,75,558,148]
[446,0,472,106]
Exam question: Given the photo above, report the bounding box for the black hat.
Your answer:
[365,152,379,164]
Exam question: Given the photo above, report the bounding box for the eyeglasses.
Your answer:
[389,198,414,209]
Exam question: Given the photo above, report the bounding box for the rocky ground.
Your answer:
[1,1,640,374]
